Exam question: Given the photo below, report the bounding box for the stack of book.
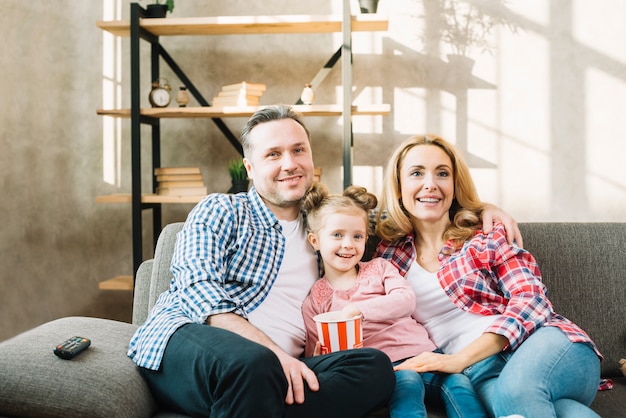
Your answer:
[211,81,266,107]
[155,166,208,196]
[314,167,322,183]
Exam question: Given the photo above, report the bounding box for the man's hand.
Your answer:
[207,313,320,404]
[275,351,320,404]
[482,203,523,248]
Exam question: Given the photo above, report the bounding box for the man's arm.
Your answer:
[207,313,319,405]
[482,203,523,248]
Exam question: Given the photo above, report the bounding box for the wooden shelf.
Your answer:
[97,104,391,118]
[99,275,133,291]
[97,193,205,204]
[97,14,388,37]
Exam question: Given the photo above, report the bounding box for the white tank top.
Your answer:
[247,215,318,357]
[406,260,499,354]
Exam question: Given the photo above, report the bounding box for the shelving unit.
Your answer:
[96,3,389,288]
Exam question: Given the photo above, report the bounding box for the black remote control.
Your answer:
[53,336,91,360]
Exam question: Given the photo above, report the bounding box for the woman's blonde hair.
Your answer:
[376,134,484,247]
[303,182,378,235]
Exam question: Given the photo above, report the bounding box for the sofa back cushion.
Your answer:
[140,221,625,377]
[519,223,626,377]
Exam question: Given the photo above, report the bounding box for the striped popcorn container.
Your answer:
[313,312,363,354]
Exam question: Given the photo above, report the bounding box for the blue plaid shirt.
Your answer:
[128,187,316,370]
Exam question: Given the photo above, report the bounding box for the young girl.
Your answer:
[301,182,487,418]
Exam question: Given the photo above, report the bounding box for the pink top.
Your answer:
[302,258,436,362]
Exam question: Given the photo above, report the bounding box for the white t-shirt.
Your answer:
[407,260,499,354]
[247,216,318,357]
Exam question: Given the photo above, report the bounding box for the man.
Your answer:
[128,105,396,418]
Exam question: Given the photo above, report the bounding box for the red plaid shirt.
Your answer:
[375,223,602,358]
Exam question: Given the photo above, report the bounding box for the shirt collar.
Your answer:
[247,186,280,230]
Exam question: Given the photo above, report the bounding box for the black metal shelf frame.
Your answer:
[127,2,355,279]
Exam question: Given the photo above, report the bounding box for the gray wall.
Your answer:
[2,0,625,341]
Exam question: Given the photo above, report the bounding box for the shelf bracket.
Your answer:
[158,46,243,155]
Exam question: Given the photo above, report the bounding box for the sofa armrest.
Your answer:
[133,259,154,325]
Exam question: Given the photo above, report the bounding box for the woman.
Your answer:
[375,134,602,418]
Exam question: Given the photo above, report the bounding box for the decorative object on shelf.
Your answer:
[212,81,266,107]
[148,78,172,108]
[300,84,315,105]
[144,0,175,18]
[358,0,379,14]
[227,159,249,194]
[176,86,190,107]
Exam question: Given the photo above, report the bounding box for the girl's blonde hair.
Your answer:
[303,182,378,235]
[375,134,484,247]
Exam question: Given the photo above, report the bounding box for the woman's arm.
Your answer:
[394,332,508,374]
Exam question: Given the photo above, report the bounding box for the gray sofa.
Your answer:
[1,222,624,417]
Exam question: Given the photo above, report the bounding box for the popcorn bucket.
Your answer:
[313,312,363,354]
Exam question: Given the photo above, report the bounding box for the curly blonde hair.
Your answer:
[376,134,484,247]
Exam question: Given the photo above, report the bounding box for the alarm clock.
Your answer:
[149,78,172,108]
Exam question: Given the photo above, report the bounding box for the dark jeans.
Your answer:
[139,323,395,418]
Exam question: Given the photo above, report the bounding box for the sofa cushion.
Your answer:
[0,316,157,418]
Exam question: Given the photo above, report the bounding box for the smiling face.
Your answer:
[243,118,314,220]
[399,144,455,225]
[308,208,368,279]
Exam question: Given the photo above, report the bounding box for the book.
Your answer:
[314,167,322,182]
[216,91,264,99]
[221,81,266,92]
[157,186,208,196]
[158,180,206,188]
[156,173,203,182]
[154,166,201,175]
[211,97,260,107]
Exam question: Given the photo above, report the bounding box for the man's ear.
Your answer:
[307,232,320,250]
[243,158,253,179]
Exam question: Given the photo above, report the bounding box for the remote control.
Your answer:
[53,336,91,360]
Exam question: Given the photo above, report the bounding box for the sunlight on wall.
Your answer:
[101,0,123,186]
[585,68,626,217]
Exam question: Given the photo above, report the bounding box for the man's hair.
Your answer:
[240,105,310,157]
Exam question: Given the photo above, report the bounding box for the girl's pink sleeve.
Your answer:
[357,258,416,321]
[302,293,321,357]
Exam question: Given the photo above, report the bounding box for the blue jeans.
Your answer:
[463,326,601,418]
[389,359,487,418]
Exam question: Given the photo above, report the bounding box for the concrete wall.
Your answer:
[1,0,625,341]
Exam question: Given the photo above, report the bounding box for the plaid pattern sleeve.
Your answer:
[127,188,285,370]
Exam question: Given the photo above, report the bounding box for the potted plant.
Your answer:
[144,0,175,18]
[227,159,249,194]
[435,0,514,71]
[358,0,379,14]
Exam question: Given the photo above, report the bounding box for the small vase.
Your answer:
[300,84,315,105]
[176,86,190,107]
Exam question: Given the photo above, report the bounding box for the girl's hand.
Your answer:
[340,304,362,319]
